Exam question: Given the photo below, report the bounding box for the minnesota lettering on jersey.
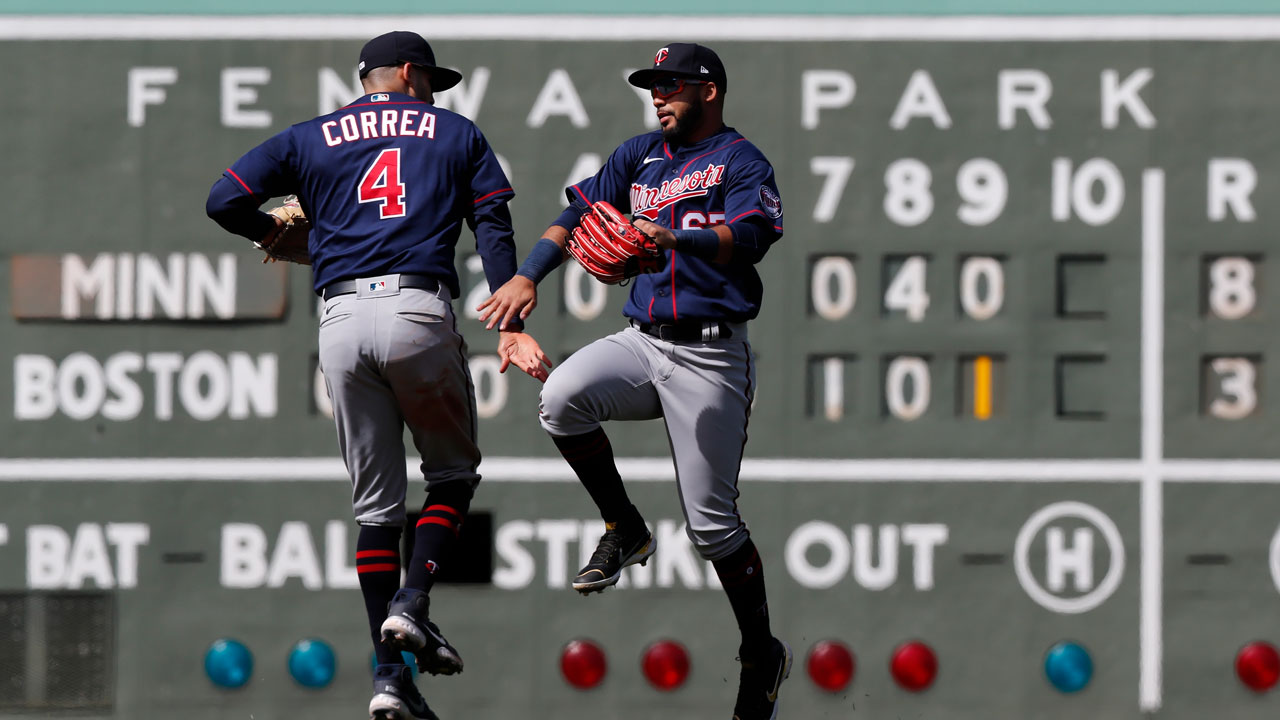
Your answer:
[630,162,726,219]
[321,108,436,147]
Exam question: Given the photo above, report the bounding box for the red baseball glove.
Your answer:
[567,201,663,285]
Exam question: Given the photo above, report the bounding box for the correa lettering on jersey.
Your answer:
[630,162,726,219]
[321,109,436,147]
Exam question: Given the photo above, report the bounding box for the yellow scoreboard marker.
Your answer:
[973,355,993,420]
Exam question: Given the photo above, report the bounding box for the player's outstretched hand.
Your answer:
[498,330,553,382]
[478,276,538,330]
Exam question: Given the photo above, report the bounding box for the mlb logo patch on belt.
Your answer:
[354,274,401,298]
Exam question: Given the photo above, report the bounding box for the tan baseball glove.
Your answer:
[256,195,312,265]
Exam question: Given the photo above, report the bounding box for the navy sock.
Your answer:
[552,428,644,529]
[712,538,773,654]
[357,524,403,666]
[404,483,474,592]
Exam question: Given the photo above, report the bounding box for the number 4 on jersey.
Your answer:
[358,148,407,219]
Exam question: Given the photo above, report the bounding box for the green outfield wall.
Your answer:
[3,15,1280,720]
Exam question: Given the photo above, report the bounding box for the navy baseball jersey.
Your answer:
[207,91,517,297]
[565,126,783,324]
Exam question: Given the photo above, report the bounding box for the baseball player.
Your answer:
[206,31,550,720]
[478,43,790,720]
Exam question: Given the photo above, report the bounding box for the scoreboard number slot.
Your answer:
[1056,255,1108,319]
[1203,356,1260,420]
[806,354,856,421]
[1055,355,1108,420]
[463,254,489,320]
[809,254,857,320]
[883,255,931,322]
[563,261,607,321]
[469,355,510,419]
[1204,255,1259,320]
[959,354,1006,420]
[884,355,932,421]
[958,256,1005,321]
[311,355,332,419]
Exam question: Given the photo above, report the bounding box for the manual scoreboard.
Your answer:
[0,34,1273,462]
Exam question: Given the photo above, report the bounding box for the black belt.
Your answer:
[631,319,733,342]
[322,274,440,300]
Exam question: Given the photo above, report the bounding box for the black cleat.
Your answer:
[731,637,793,720]
[380,588,464,675]
[572,522,655,594]
[369,663,440,720]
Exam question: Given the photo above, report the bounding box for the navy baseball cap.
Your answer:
[358,31,463,91]
[628,43,727,92]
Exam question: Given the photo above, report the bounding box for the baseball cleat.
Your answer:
[572,522,656,594]
[731,637,793,720]
[369,663,441,720]
[380,588,464,675]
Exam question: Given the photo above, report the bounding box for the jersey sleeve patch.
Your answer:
[760,185,783,218]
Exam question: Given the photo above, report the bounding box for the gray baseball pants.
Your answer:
[538,323,754,561]
[318,274,480,526]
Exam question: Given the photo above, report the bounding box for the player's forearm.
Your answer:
[541,225,571,248]
[725,220,777,265]
[670,224,735,264]
[205,176,277,243]
[710,224,735,264]
[473,203,520,291]
[515,226,569,285]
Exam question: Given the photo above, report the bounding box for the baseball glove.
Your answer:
[567,201,663,285]
[256,195,312,265]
